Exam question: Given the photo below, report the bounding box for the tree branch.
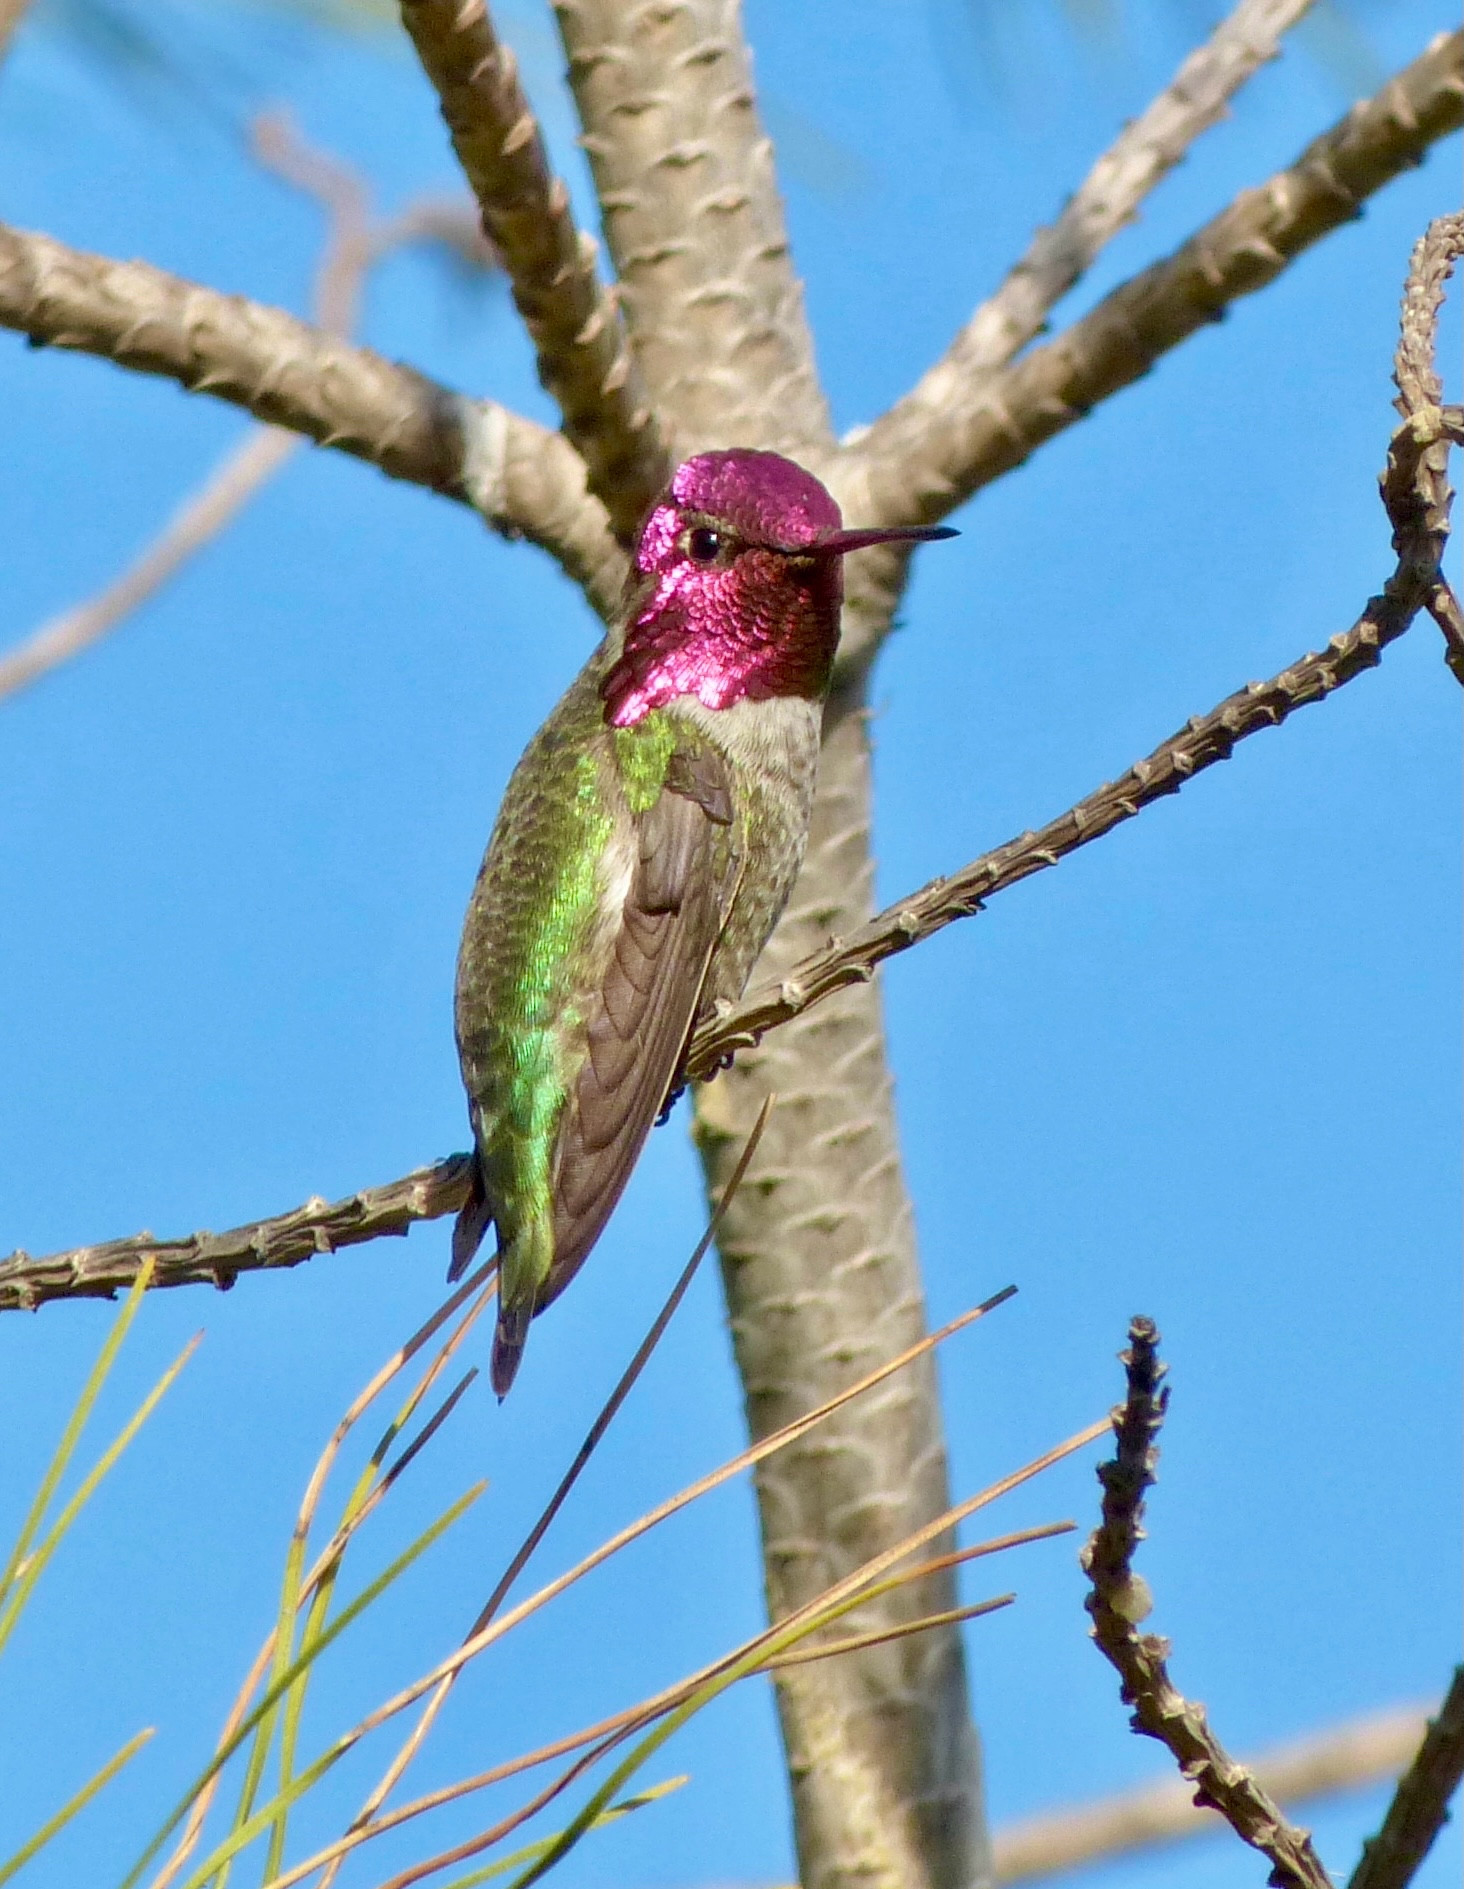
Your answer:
[683,587,1420,1078]
[867,0,1319,422]
[0,0,30,65]
[828,0,1322,679]
[550,18,961,1877]
[1,113,417,705]
[1385,210,1464,682]
[0,426,298,702]
[994,1706,1433,1884]
[841,29,1464,534]
[1081,1318,1334,1889]
[0,1159,473,1313]
[1349,1669,1464,1889]
[399,0,667,540]
[0,221,626,617]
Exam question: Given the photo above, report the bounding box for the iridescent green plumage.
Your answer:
[454,651,781,1395]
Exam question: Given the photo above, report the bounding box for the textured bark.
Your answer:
[687,575,1431,1079]
[550,7,982,1882]
[0,221,626,615]
[0,1158,472,1312]
[842,28,1464,537]
[551,0,832,459]
[400,0,667,537]
[546,7,982,1883]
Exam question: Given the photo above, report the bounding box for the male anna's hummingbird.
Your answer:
[451,448,953,1397]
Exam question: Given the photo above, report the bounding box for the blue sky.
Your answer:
[1,4,1459,1887]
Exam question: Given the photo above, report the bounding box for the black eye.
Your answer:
[687,526,725,565]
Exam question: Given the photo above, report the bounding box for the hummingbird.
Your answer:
[451,448,954,1397]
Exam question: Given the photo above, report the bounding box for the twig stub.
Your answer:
[1081,1318,1335,1889]
[1081,1317,1168,1655]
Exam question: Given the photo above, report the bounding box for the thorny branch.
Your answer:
[682,601,1426,1077]
[5,190,1460,1310]
[841,28,1464,534]
[1081,1319,1333,1889]
[549,0,833,459]
[0,1159,474,1314]
[399,0,667,539]
[1383,210,1464,681]
[863,0,1319,418]
[1349,1668,1464,1889]
[0,222,625,616]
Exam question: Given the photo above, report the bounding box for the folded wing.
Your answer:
[538,744,740,1313]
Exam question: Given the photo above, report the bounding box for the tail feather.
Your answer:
[490,1301,532,1400]
[448,1161,494,1283]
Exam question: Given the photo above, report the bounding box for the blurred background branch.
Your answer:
[0,110,508,705]
[994,1706,1436,1884]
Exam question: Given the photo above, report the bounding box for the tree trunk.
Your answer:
[548,8,987,1881]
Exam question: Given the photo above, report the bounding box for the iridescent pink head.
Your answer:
[601,449,955,728]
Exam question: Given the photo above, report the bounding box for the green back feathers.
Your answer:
[459,692,680,1315]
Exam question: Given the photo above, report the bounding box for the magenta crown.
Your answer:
[666,448,843,550]
[642,447,956,561]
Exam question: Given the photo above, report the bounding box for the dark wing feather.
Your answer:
[536,748,738,1313]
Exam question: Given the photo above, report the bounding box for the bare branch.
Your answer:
[1386,211,1464,682]
[686,571,1423,1078]
[842,29,1464,533]
[0,0,30,64]
[1081,1318,1333,1889]
[373,197,497,270]
[1,114,380,706]
[1349,1669,1464,1889]
[0,222,626,616]
[994,1705,1432,1884]
[0,427,298,703]
[1393,213,1464,414]
[882,0,1319,411]
[252,111,378,337]
[399,0,667,540]
[0,1158,472,1313]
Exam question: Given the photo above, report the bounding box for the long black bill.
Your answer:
[816,523,959,555]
